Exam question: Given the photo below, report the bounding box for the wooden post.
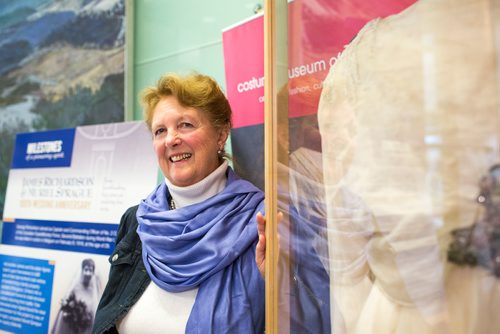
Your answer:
[264,1,278,332]
[264,0,288,333]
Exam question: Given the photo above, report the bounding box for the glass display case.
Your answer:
[272,0,500,333]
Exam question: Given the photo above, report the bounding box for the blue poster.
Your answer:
[0,255,55,334]
[1,121,158,333]
[11,128,75,169]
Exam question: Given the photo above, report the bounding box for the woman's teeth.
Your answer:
[170,153,192,162]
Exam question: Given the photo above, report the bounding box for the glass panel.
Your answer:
[282,0,500,333]
[272,0,290,332]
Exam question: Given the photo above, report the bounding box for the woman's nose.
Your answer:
[165,130,180,146]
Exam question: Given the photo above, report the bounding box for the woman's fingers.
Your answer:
[256,212,266,277]
[255,211,283,278]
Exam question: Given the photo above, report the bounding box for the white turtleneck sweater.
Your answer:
[117,161,228,334]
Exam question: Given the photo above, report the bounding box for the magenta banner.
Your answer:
[222,14,265,129]
[222,0,417,191]
[222,0,417,127]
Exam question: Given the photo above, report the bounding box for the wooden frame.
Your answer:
[264,0,279,328]
[264,0,288,333]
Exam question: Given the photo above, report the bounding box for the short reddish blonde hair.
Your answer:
[141,72,232,132]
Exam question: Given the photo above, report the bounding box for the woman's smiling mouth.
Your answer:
[170,153,192,162]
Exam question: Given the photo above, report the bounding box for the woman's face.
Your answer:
[151,96,228,187]
[81,264,94,287]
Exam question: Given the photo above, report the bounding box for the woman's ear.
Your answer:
[218,125,230,149]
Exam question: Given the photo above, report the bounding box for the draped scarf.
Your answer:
[137,168,265,333]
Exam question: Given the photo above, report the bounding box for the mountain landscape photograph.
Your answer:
[0,0,126,218]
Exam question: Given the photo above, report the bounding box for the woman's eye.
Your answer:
[179,122,193,129]
[154,128,166,136]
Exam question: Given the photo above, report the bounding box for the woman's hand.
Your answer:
[256,211,283,278]
[256,212,266,278]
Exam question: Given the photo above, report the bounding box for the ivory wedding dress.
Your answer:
[318,0,500,333]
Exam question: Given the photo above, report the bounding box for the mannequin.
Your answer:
[318,0,500,333]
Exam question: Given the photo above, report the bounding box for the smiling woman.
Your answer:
[92,72,266,334]
[148,95,226,187]
[143,74,231,188]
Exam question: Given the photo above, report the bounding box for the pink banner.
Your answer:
[222,0,417,127]
[222,15,264,129]
[288,0,417,118]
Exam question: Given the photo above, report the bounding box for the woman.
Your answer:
[53,258,101,334]
[92,73,266,333]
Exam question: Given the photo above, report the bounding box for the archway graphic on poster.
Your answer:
[0,121,158,334]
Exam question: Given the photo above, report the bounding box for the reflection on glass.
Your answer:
[282,0,500,333]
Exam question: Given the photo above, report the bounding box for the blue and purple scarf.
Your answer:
[137,168,265,333]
